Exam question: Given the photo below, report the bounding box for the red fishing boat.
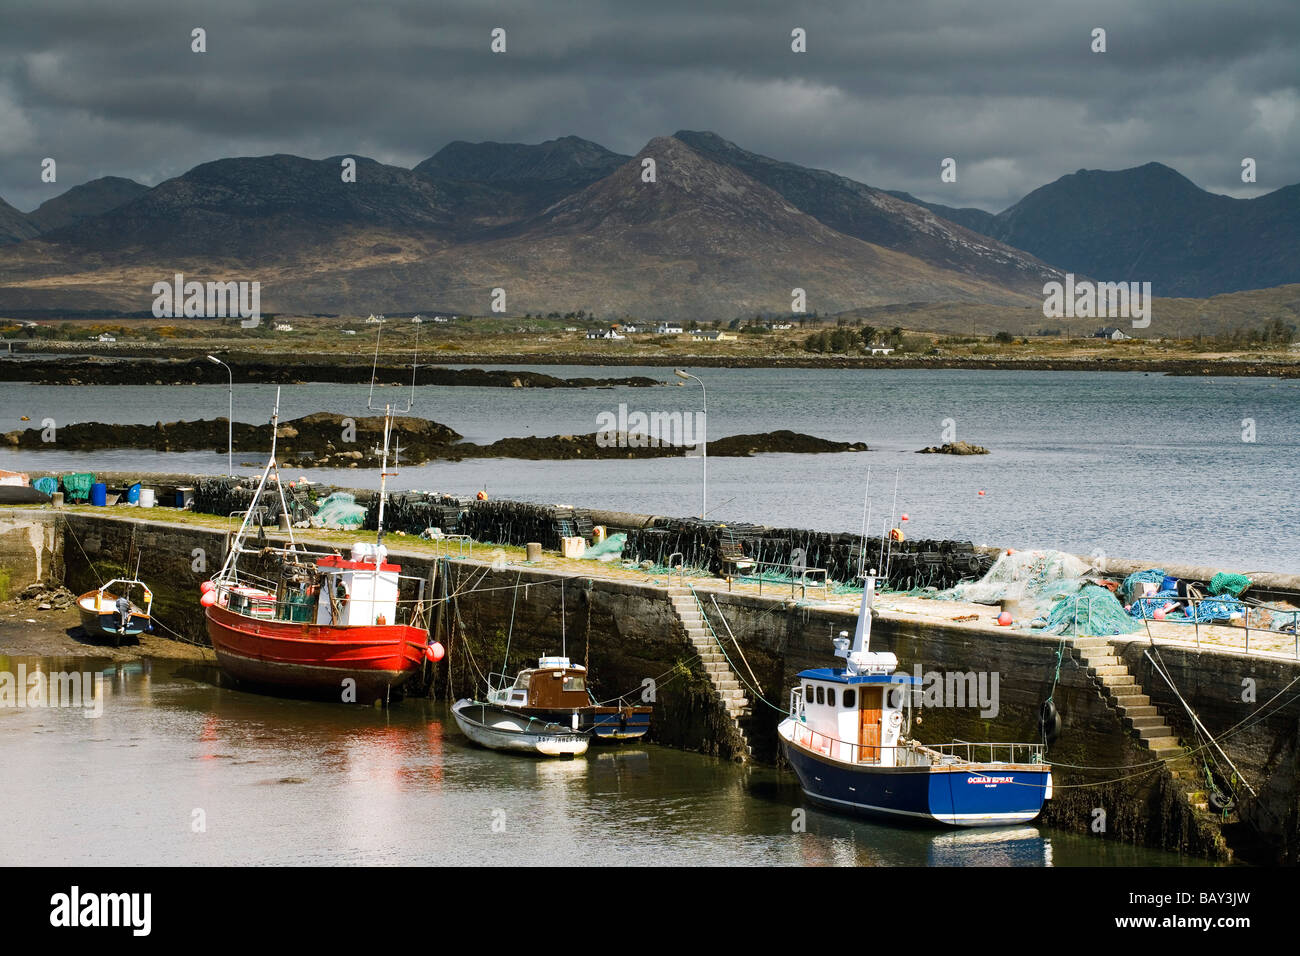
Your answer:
[201,379,441,703]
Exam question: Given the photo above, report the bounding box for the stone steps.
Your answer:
[1071,636,1181,754]
[667,587,752,759]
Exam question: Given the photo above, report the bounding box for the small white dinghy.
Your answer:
[451,699,590,757]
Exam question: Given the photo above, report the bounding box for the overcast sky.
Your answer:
[1,0,1297,213]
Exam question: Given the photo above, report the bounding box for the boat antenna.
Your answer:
[883,467,900,583]
[560,578,566,659]
[857,468,871,578]
[366,324,419,545]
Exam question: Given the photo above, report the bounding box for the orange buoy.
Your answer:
[425,641,445,662]
[476,490,488,501]
[200,591,218,607]
[996,611,1012,626]
[900,513,909,521]
[978,490,986,496]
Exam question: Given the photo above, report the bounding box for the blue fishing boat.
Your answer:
[777,571,1052,827]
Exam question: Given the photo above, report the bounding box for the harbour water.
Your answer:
[2,367,1297,571]
[0,653,1196,867]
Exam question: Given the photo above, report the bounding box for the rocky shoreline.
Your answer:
[2,413,868,465]
[2,350,1297,381]
[0,356,666,388]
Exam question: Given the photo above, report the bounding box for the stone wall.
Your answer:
[4,507,1297,860]
[0,510,62,600]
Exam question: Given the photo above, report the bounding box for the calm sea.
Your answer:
[2,367,1297,572]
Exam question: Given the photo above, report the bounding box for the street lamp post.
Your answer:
[207,355,233,476]
[674,368,706,519]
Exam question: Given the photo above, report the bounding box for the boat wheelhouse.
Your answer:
[778,571,1052,827]
[487,655,653,741]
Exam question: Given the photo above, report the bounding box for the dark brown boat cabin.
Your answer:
[501,656,589,708]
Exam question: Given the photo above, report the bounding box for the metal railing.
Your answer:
[926,740,1047,765]
[1132,593,1299,659]
[432,534,473,559]
[732,559,829,600]
[667,552,686,588]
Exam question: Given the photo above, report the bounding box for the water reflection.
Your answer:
[0,654,1197,866]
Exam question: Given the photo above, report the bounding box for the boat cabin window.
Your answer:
[815,686,824,705]
[804,683,813,701]
[563,675,585,693]
[513,673,531,690]
[843,689,856,708]
[826,688,836,707]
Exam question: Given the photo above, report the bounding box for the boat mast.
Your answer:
[218,386,283,580]
[366,322,417,549]
[376,403,392,545]
[852,569,877,656]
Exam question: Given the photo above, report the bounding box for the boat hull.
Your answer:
[77,592,149,643]
[504,705,652,742]
[779,721,1051,827]
[451,701,590,756]
[204,603,426,701]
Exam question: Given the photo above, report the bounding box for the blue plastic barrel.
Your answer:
[126,482,141,504]
[90,482,108,506]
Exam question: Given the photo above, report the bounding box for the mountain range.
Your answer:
[0,133,1294,321]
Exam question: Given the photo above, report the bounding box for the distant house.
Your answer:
[586,328,624,340]
[411,315,424,324]
[621,324,639,334]
[691,330,737,341]
[869,347,894,355]
[274,323,294,332]
[656,323,684,334]
[768,322,793,331]
[366,313,385,324]
[1094,327,1129,340]
[96,333,116,343]
[341,329,357,335]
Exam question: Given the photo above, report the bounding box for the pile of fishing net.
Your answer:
[311,492,366,529]
[937,549,1141,636]
[580,532,627,562]
[1044,584,1142,636]
[941,549,1092,617]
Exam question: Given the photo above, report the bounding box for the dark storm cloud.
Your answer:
[1,0,1296,213]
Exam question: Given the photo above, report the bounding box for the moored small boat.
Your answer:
[77,579,153,645]
[487,656,653,742]
[777,571,1052,827]
[451,699,590,756]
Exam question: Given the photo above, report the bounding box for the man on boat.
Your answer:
[115,595,132,634]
